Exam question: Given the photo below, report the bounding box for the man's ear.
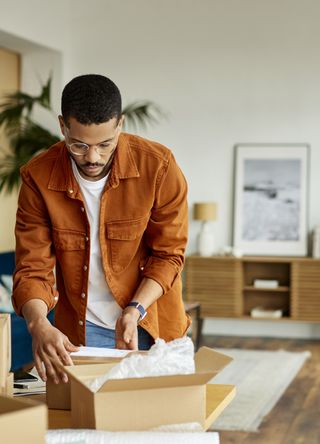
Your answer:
[119,114,125,130]
[58,115,66,136]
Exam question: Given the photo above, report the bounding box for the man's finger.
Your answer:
[123,325,138,350]
[34,353,46,382]
[58,349,73,366]
[123,320,138,341]
[41,354,59,384]
[64,339,79,353]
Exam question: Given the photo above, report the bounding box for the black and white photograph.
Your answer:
[233,145,309,256]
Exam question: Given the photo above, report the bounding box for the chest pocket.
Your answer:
[53,229,86,251]
[106,215,149,273]
[52,229,87,294]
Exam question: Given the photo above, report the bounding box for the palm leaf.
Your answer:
[9,120,60,156]
[0,119,60,192]
[0,76,52,129]
[0,150,33,193]
[122,101,163,131]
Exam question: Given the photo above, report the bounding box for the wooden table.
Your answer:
[28,384,235,431]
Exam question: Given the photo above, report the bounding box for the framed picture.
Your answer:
[233,144,309,256]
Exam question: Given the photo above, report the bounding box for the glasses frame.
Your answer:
[65,125,121,156]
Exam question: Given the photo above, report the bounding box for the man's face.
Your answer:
[59,115,123,181]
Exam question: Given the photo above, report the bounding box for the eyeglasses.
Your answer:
[66,140,117,156]
[65,125,120,156]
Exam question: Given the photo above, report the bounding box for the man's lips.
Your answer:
[83,165,103,171]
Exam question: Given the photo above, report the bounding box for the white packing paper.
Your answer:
[89,336,195,392]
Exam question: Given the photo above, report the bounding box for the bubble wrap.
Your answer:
[89,337,195,392]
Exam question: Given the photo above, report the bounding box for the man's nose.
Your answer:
[84,146,100,163]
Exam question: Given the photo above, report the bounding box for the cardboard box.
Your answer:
[5,373,13,397]
[0,314,11,395]
[0,394,47,443]
[65,346,233,431]
[46,355,126,410]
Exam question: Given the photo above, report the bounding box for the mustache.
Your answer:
[83,162,105,167]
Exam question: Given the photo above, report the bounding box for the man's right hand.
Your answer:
[29,318,79,384]
[21,299,79,384]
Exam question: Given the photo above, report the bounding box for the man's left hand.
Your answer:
[115,307,140,350]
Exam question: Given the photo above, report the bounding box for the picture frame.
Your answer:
[233,144,309,256]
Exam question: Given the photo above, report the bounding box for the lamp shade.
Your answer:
[193,202,217,221]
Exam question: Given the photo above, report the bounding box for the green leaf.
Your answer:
[0,76,53,130]
[0,119,60,191]
[122,101,163,131]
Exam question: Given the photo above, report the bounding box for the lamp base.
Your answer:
[197,221,215,256]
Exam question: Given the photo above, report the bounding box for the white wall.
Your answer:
[2,0,320,253]
[0,0,67,126]
[1,1,320,337]
[0,0,67,52]
[64,0,320,254]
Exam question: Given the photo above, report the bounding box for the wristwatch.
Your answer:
[126,301,147,321]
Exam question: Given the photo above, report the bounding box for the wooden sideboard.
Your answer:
[185,256,320,321]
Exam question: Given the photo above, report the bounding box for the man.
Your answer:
[12,74,189,384]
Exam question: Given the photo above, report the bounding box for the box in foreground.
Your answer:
[47,353,130,409]
[0,314,12,396]
[0,394,47,443]
[65,346,234,431]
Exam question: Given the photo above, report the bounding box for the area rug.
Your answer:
[209,348,311,432]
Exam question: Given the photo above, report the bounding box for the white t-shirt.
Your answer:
[71,160,122,329]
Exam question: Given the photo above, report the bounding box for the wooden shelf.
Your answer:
[243,286,290,292]
[185,256,320,322]
[241,315,289,321]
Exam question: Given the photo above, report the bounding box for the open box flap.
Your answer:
[65,363,116,389]
[98,371,217,392]
[0,394,44,414]
[65,363,216,392]
[195,347,233,374]
[66,348,233,392]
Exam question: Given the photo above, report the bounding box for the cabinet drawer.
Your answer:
[185,257,242,317]
[291,261,320,321]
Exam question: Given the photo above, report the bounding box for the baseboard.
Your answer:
[203,318,320,339]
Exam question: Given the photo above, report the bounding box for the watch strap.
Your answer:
[126,301,147,320]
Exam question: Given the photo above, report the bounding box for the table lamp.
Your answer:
[193,202,217,256]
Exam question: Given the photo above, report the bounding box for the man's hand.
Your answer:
[29,318,79,384]
[115,307,140,350]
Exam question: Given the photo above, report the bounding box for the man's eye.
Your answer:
[98,143,111,149]
[74,143,87,150]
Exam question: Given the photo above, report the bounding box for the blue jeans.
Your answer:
[85,320,154,350]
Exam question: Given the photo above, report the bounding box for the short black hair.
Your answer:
[61,74,122,126]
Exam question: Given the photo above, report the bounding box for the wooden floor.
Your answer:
[201,335,320,444]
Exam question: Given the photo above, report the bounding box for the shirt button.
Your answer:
[81,292,86,299]
[80,207,85,212]
[140,266,144,271]
[68,189,74,194]
[79,320,83,326]
[83,265,88,271]
[85,236,89,242]
[54,296,59,301]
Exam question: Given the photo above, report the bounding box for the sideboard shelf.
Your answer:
[243,286,290,293]
[185,255,320,322]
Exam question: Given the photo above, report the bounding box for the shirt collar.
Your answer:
[48,134,140,193]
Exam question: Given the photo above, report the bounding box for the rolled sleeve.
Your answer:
[142,153,188,293]
[12,169,58,316]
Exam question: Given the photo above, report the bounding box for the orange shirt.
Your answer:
[12,133,190,345]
